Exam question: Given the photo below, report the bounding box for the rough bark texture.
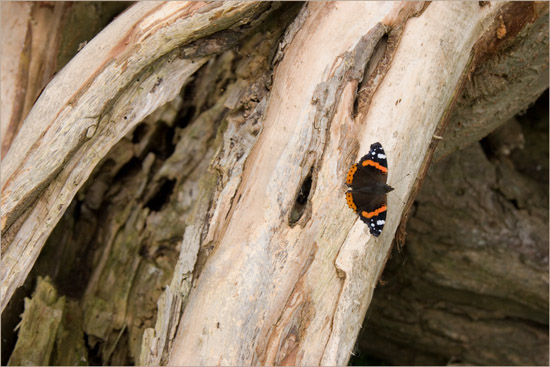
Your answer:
[1,1,548,366]
[354,103,549,365]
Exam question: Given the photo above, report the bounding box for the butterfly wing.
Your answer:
[362,142,388,172]
[365,209,387,237]
[345,142,390,237]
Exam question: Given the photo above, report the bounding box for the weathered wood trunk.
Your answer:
[1,1,548,365]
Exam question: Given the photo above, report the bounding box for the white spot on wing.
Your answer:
[378,153,386,159]
[377,220,385,225]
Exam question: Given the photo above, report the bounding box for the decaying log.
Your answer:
[1,1,272,312]
[2,1,547,366]
[7,277,65,366]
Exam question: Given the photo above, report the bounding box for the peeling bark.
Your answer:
[167,2,542,365]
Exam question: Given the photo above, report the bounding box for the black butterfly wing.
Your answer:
[348,158,387,190]
[363,142,388,171]
[365,209,387,237]
[345,142,390,236]
[347,189,387,218]
[346,188,388,237]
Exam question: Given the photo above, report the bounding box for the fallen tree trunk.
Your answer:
[1,1,547,365]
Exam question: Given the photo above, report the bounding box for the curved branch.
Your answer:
[1,1,271,312]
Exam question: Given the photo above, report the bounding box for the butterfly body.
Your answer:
[345,142,393,237]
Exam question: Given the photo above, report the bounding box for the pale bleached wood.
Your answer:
[167,2,512,365]
[0,1,33,157]
[0,1,271,312]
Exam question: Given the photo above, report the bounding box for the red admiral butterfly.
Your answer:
[345,142,394,237]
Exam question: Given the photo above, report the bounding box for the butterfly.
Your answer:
[345,142,394,236]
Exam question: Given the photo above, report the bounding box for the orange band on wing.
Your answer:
[346,164,357,185]
[361,205,387,219]
[346,192,357,212]
[361,160,387,173]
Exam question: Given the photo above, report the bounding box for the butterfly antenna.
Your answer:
[389,172,412,206]
[392,172,411,186]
